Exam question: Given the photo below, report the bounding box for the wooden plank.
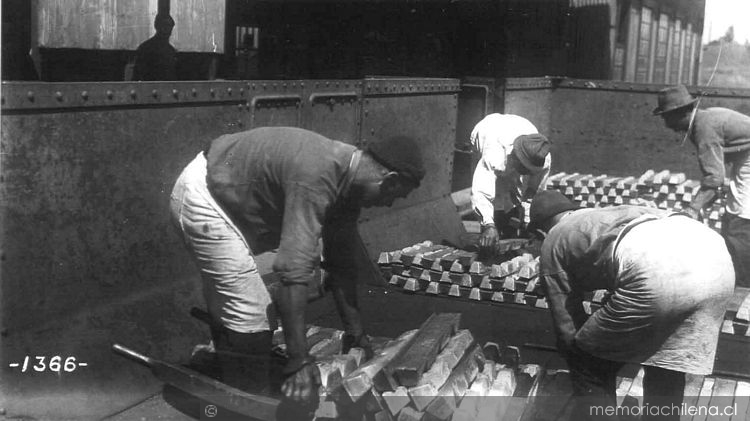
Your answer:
[735,289,750,322]
[616,377,633,406]
[680,374,705,421]
[622,367,644,409]
[692,377,715,421]
[730,381,750,421]
[707,377,736,421]
[112,344,279,421]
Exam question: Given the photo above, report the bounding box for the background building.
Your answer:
[2,0,705,84]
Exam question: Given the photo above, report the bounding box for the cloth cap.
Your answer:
[529,190,580,230]
[366,136,425,185]
[513,134,551,173]
[652,85,698,115]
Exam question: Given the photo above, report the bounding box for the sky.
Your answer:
[703,0,750,44]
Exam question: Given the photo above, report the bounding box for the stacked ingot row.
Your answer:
[287,313,547,421]
[545,169,726,232]
[720,292,750,337]
[378,241,549,310]
[378,241,618,318]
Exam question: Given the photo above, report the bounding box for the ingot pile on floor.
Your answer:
[276,313,545,421]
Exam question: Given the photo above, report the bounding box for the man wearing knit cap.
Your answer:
[530,190,733,420]
[654,84,750,287]
[469,113,551,250]
[170,127,424,403]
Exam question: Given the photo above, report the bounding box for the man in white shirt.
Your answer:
[470,113,551,249]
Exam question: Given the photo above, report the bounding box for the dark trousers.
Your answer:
[493,207,524,238]
[208,326,279,394]
[564,350,624,420]
[564,351,685,421]
[722,213,750,287]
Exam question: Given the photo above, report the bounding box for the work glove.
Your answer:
[281,355,321,403]
[342,332,374,361]
[479,224,500,249]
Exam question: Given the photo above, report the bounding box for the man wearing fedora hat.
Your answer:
[654,84,750,287]
[469,113,552,251]
[529,190,734,420]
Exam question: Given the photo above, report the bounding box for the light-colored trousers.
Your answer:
[170,152,273,333]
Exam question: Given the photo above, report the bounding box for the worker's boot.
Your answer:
[211,327,273,394]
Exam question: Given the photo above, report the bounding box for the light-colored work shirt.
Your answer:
[691,107,750,218]
[470,113,550,226]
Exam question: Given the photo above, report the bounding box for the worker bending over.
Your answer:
[170,127,424,402]
[469,113,551,250]
[654,84,750,287]
[530,190,733,421]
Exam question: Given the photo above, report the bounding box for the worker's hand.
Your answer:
[342,332,374,361]
[479,224,499,249]
[281,357,321,403]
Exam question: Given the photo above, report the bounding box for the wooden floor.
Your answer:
[530,369,750,421]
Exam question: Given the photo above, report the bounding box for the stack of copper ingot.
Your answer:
[378,241,614,316]
[378,241,548,309]
[545,169,726,232]
[280,313,547,421]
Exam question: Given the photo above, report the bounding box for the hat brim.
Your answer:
[652,98,698,116]
[511,138,547,173]
[514,152,546,173]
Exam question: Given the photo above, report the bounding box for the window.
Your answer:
[612,0,630,80]
[682,23,693,84]
[235,26,260,56]
[653,13,669,83]
[624,3,641,81]
[635,6,652,83]
[669,18,683,83]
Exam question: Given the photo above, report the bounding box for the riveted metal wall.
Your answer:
[0,80,254,419]
[500,77,750,178]
[503,77,556,139]
[359,78,462,213]
[247,81,304,128]
[0,77,464,418]
[453,77,502,192]
[245,79,364,140]
[550,79,750,177]
[356,78,466,280]
[302,80,363,145]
